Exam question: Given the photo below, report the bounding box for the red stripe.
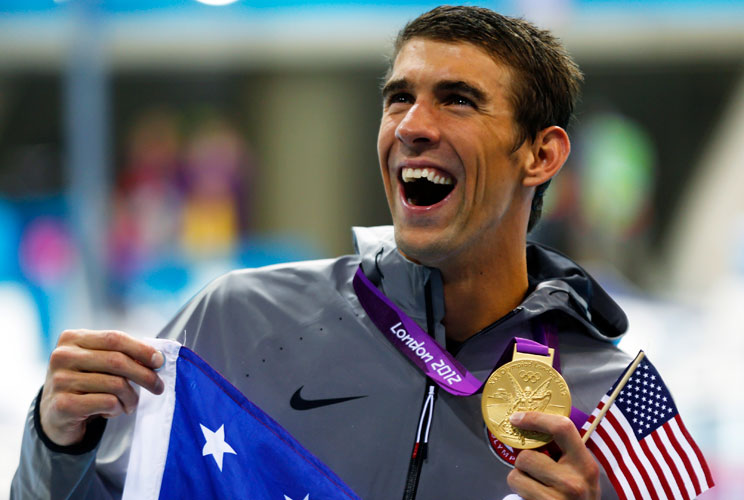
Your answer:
[651,430,688,499]
[674,415,714,489]
[596,422,644,500]
[605,411,658,499]
[580,416,595,438]
[587,437,627,500]
[640,438,675,499]
[581,401,603,438]
[663,421,701,495]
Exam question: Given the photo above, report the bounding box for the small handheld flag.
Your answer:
[580,351,714,500]
[122,338,361,500]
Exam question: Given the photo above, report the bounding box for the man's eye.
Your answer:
[446,94,476,108]
[386,93,413,107]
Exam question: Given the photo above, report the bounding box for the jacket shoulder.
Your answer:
[559,331,634,413]
[218,255,360,294]
[157,255,361,347]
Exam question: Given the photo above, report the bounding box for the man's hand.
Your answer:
[507,411,600,500]
[39,329,165,446]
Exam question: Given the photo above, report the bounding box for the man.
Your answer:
[13,6,631,499]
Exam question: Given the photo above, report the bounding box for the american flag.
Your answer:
[581,354,714,500]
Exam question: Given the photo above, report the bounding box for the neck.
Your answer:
[439,242,529,343]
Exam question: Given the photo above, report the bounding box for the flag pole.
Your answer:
[581,350,646,444]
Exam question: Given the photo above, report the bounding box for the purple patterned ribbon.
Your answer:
[353,266,481,396]
[353,266,551,396]
[352,266,589,425]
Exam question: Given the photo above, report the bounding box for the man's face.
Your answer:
[377,38,534,268]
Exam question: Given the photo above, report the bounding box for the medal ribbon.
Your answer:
[354,266,551,397]
[353,265,591,428]
[353,266,480,396]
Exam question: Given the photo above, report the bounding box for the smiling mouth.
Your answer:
[401,167,455,207]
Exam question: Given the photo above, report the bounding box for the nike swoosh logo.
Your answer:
[290,386,367,411]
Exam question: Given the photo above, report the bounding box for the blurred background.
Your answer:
[0,0,742,497]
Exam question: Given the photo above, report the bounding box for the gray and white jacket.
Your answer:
[12,226,630,499]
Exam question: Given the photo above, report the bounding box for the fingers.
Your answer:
[507,465,556,500]
[510,411,586,462]
[50,346,163,396]
[509,412,600,499]
[512,449,596,499]
[48,369,140,415]
[52,330,164,395]
[40,329,165,447]
[48,392,128,421]
[62,329,165,371]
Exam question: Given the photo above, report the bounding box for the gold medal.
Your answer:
[481,344,571,449]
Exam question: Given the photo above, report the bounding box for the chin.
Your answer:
[393,227,453,267]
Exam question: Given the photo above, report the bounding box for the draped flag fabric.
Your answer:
[580,353,713,500]
[122,338,361,500]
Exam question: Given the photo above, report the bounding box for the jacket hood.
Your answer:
[352,226,628,343]
[525,242,628,341]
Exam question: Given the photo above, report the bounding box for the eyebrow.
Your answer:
[381,78,489,104]
[435,80,488,104]
[380,78,409,101]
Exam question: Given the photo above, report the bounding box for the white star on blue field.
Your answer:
[200,423,236,471]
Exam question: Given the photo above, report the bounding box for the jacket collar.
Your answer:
[353,226,446,344]
[352,226,627,345]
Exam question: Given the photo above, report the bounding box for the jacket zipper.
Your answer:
[402,384,437,500]
[401,280,438,500]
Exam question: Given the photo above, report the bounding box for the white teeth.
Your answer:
[401,167,453,185]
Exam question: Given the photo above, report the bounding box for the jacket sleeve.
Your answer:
[10,389,134,500]
[10,282,216,500]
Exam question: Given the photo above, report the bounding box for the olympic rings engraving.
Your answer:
[519,370,541,383]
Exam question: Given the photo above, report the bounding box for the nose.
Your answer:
[395,102,440,148]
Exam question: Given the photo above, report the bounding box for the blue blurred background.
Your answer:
[1,0,743,497]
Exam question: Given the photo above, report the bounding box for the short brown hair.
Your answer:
[391,5,583,231]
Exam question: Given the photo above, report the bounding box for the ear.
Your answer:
[522,126,570,188]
